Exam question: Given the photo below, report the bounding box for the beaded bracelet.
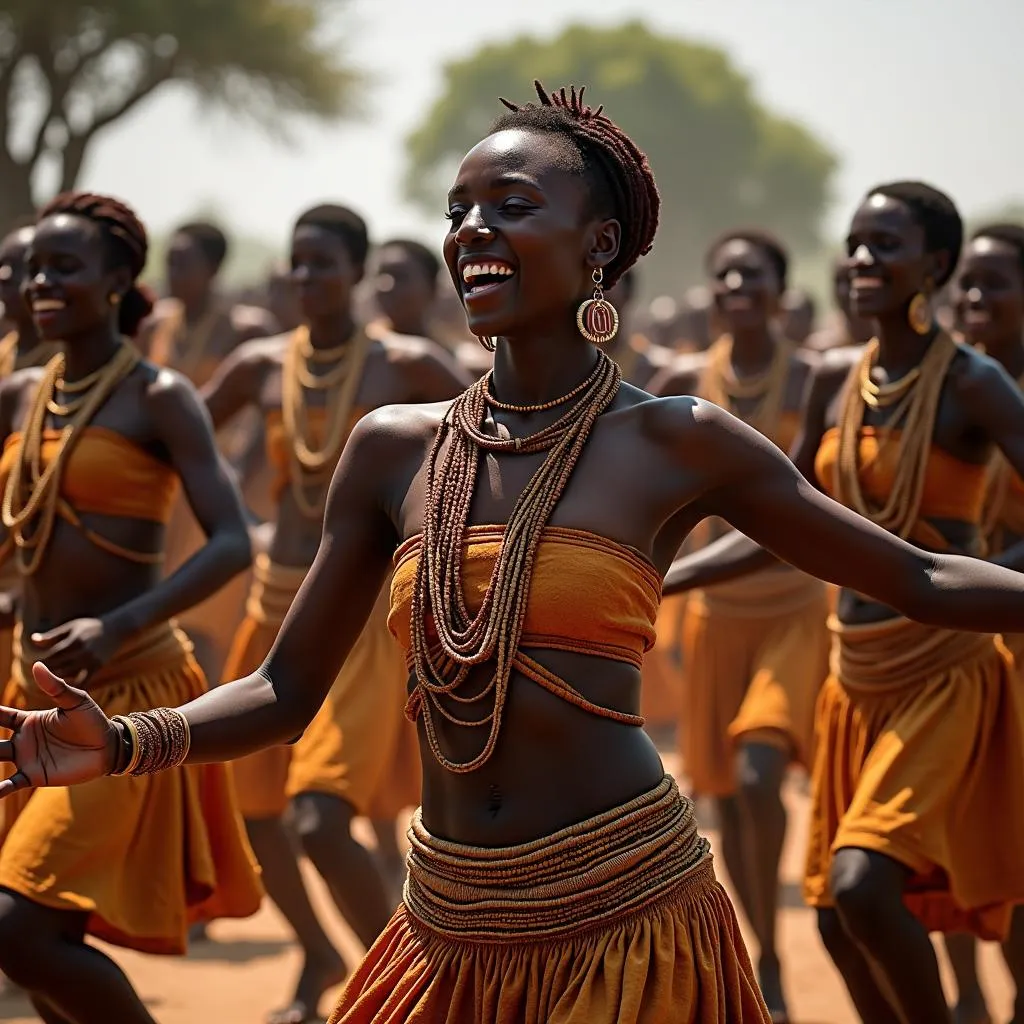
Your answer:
[108,708,191,777]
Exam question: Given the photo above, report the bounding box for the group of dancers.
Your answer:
[0,79,1021,1024]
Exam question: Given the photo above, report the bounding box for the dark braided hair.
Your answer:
[490,82,659,288]
[971,223,1024,277]
[38,191,154,337]
[705,229,789,293]
[865,181,963,287]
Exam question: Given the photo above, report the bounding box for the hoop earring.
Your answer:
[907,283,933,336]
[576,268,619,345]
[108,292,121,308]
[476,335,496,352]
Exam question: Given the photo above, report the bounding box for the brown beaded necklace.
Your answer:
[410,349,621,773]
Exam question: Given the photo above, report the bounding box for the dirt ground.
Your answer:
[0,750,1014,1023]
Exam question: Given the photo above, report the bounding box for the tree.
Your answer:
[404,21,836,298]
[0,0,362,226]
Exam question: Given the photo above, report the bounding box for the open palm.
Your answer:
[0,663,116,796]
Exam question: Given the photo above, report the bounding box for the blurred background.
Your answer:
[3,0,1023,306]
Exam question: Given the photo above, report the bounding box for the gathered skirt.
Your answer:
[329,774,770,1023]
[803,616,1024,940]
[0,622,263,954]
[227,555,420,820]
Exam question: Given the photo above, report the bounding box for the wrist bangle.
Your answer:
[108,716,142,776]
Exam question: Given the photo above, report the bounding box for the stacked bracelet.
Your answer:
[108,708,191,777]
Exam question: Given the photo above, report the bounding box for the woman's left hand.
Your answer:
[30,618,124,683]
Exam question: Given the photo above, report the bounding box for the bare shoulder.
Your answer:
[375,329,450,366]
[648,351,707,397]
[946,339,1015,407]
[229,303,279,339]
[228,331,291,367]
[0,365,47,425]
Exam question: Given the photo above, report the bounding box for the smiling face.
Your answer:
[845,193,946,320]
[956,236,1024,351]
[0,227,34,329]
[290,224,362,322]
[23,214,127,342]
[709,239,782,334]
[442,128,619,339]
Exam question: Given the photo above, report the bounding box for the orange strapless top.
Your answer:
[815,427,987,549]
[265,406,369,503]
[0,427,179,524]
[389,525,661,726]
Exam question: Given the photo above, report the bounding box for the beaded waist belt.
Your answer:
[403,774,711,943]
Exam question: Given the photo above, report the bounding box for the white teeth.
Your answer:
[33,299,65,311]
[461,262,514,284]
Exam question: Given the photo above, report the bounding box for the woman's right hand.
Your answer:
[0,663,117,797]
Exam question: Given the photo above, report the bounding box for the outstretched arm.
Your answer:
[669,399,1024,632]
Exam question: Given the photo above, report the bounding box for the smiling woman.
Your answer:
[6,101,1024,1024]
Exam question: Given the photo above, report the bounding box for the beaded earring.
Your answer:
[576,268,619,344]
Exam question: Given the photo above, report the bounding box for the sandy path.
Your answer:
[0,759,1013,1023]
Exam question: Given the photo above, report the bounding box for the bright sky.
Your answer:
[77,0,1024,263]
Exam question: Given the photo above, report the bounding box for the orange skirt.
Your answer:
[226,555,420,820]
[0,622,262,954]
[328,776,769,1023]
[804,616,1024,941]
[680,568,829,796]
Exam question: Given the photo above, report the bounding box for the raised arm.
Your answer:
[666,398,1024,631]
[663,354,848,593]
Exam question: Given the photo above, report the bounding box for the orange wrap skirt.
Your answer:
[328,774,769,1023]
[804,616,1024,940]
[0,622,262,954]
[680,567,829,795]
[226,554,420,820]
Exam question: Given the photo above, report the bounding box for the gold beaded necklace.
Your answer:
[2,343,140,574]
[701,332,793,435]
[281,324,371,518]
[834,332,957,539]
[410,350,621,773]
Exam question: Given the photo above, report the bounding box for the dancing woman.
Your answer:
[0,193,261,1024]
[203,204,471,1023]
[665,185,1024,1023]
[4,91,1024,1024]
[651,229,828,1020]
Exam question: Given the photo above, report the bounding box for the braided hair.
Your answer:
[865,181,963,287]
[705,229,789,293]
[971,223,1024,277]
[490,82,659,288]
[38,191,154,337]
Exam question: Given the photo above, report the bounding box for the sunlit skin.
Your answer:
[6,141,1024,1022]
[664,193,1024,1023]
[0,210,251,1024]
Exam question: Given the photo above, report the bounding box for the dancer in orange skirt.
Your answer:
[941,222,1024,1024]
[652,229,828,1020]
[203,203,471,1023]
[665,184,1024,1022]
[0,192,261,1022]
[9,91,1024,1024]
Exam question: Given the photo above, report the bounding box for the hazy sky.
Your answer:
[76,1,1024,262]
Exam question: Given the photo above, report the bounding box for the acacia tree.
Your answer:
[0,0,362,225]
[404,21,836,296]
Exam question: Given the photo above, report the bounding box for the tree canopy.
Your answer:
[0,0,362,225]
[404,21,837,298]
